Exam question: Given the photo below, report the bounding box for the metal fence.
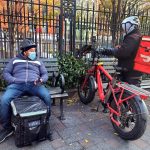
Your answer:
[0,0,150,59]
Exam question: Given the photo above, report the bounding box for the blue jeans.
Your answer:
[0,83,51,129]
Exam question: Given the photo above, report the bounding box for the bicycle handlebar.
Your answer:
[75,45,105,59]
[76,45,94,58]
[76,45,128,72]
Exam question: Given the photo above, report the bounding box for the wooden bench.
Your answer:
[92,57,150,90]
[0,58,68,120]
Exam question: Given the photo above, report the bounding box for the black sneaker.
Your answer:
[0,128,13,144]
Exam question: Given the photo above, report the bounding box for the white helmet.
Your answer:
[121,16,140,35]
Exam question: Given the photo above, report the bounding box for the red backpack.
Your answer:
[134,36,150,74]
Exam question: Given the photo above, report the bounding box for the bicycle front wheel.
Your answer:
[78,75,96,104]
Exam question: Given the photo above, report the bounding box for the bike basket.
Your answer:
[134,36,150,74]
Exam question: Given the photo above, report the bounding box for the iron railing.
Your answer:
[0,0,150,59]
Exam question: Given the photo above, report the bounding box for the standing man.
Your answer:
[0,39,51,143]
[101,16,142,86]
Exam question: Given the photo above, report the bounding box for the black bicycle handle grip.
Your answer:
[77,45,93,58]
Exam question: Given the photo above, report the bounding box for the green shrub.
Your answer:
[57,52,88,89]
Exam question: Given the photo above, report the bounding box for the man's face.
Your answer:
[24,48,36,57]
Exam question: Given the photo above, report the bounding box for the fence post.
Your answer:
[58,1,63,57]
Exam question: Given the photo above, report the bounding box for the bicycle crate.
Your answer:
[11,96,49,147]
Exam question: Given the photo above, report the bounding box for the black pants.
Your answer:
[120,70,142,87]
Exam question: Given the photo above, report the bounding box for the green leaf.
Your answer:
[56,52,88,89]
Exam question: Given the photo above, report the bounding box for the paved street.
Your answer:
[0,92,150,150]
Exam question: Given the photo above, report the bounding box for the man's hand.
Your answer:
[115,45,121,49]
[34,78,43,85]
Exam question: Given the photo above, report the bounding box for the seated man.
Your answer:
[0,39,51,143]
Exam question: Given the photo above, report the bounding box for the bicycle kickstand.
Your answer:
[96,101,101,112]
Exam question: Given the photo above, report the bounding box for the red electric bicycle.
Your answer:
[77,45,150,140]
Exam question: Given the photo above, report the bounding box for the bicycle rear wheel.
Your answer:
[110,92,148,140]
[78,75,96,104]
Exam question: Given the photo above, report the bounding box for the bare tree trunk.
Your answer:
[111,0,116,46]
[111,0,122,46]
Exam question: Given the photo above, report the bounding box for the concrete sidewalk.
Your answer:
[0,92,150,150]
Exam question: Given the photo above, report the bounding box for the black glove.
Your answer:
[100,48,114,56]
[75,45,92,58]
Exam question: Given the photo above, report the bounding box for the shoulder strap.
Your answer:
[129,33,142,41]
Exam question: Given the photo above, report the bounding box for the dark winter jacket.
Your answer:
[3,54,48,84]
[113,29,142,72]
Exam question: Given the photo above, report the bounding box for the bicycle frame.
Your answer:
[87,62,114,101]
[84,61,150,126]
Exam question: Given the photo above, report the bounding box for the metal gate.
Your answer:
[0,0,150,58]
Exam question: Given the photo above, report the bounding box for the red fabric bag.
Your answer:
[134,36,150,74]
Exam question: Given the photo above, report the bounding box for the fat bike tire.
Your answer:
[110,92,148,140]
[78,76,96,104]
